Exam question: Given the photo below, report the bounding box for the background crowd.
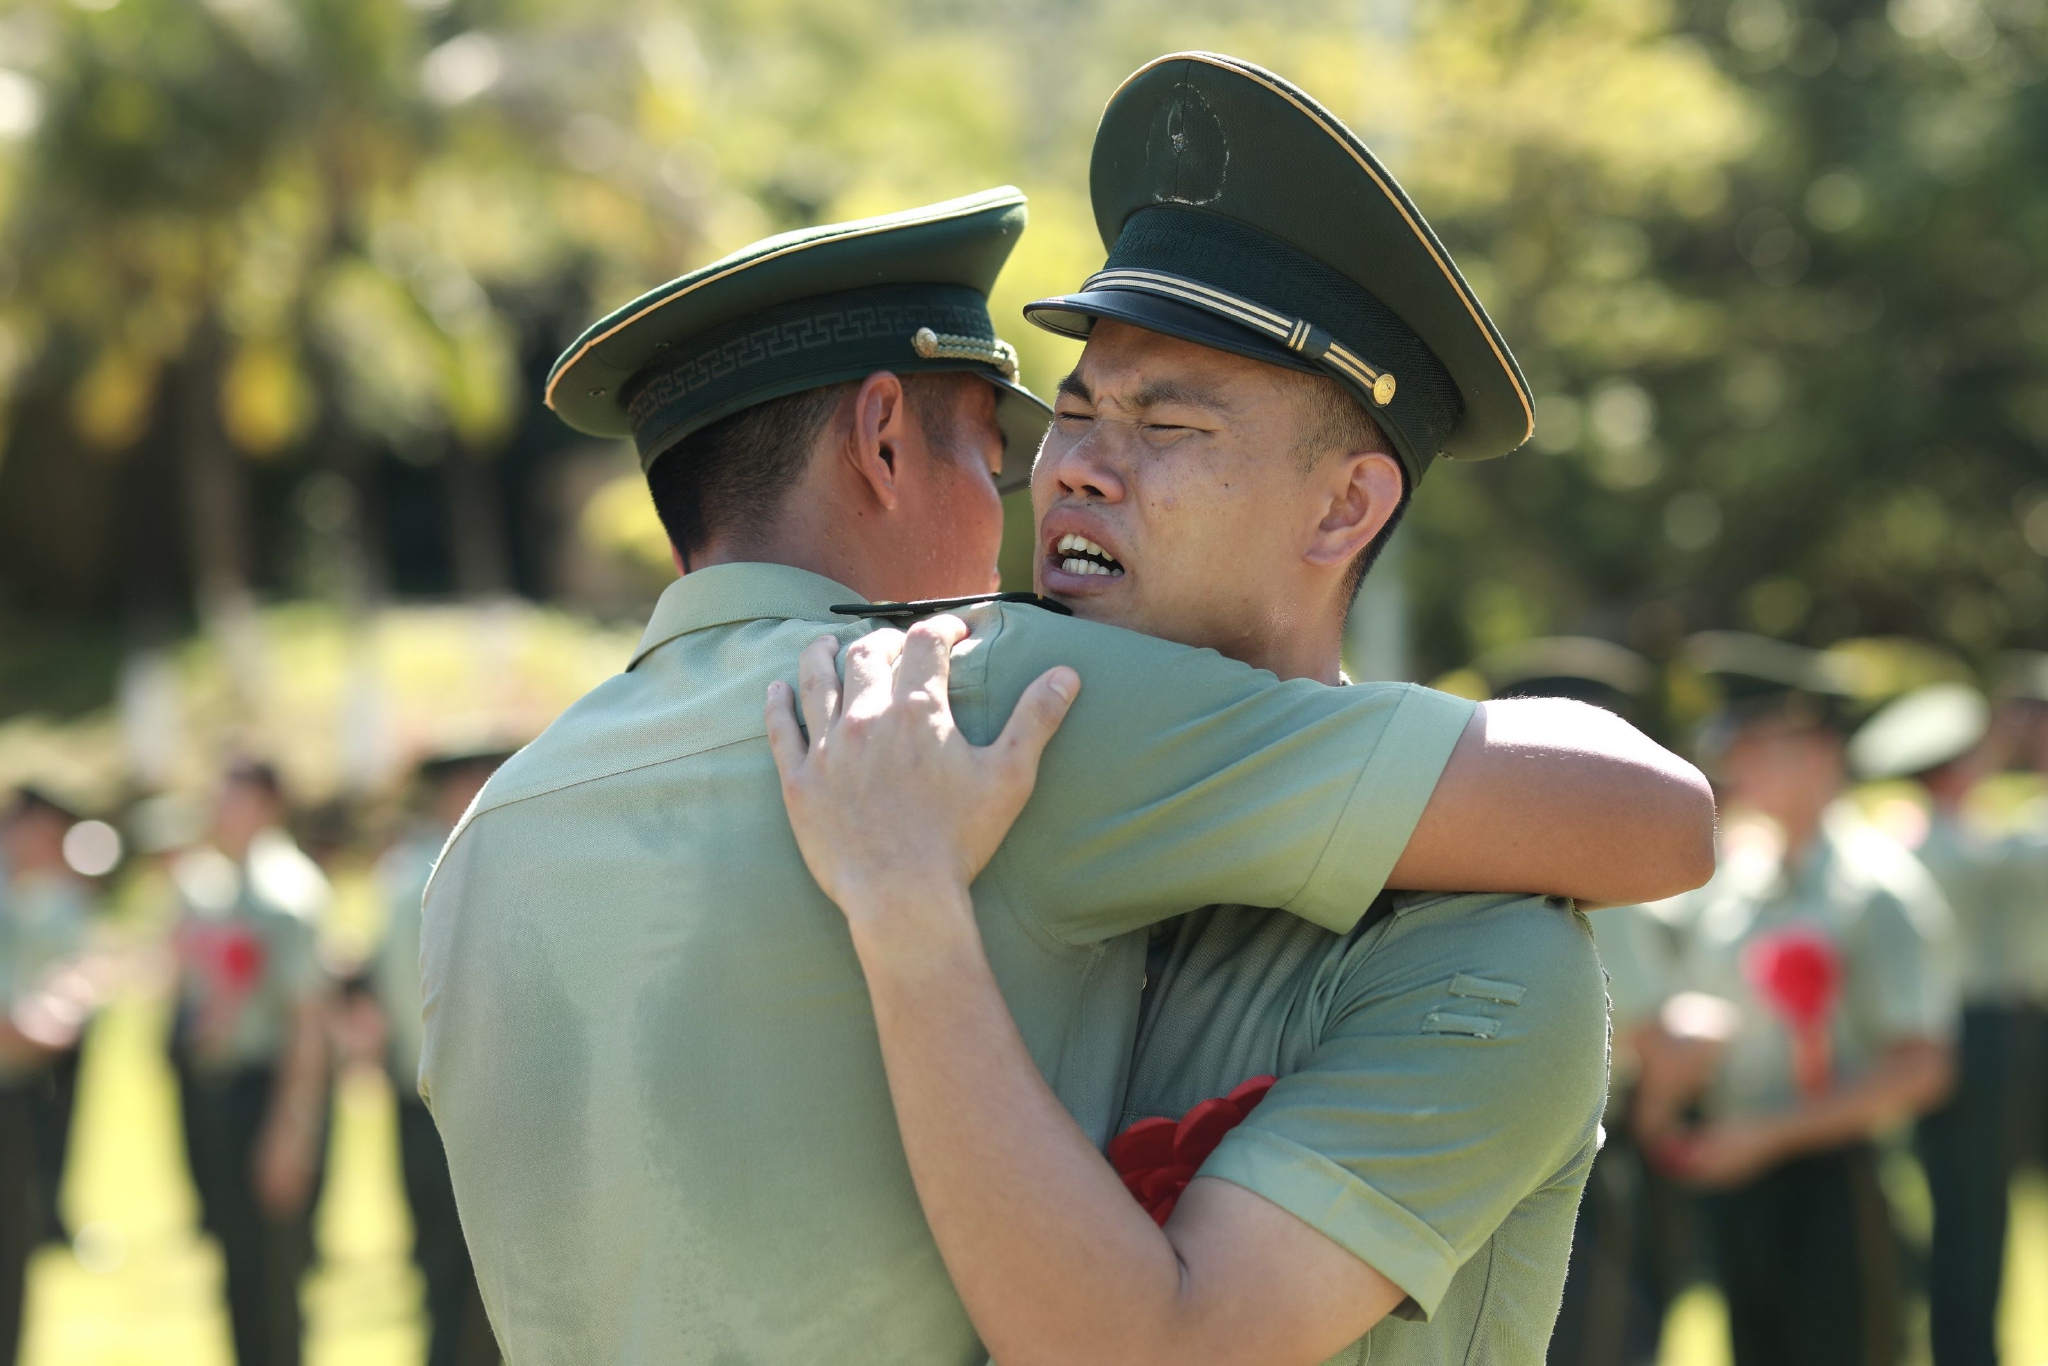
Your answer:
[9,0,2048,1362]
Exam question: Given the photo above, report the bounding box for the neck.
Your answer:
[1774,804,1828,862]
[1234,620,1346,685]
[688,457,908,601]
[1233,581,1351,685]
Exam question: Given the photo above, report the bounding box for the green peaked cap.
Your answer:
[1024,53,1533,485]
[546,187,1050,491]
[1848,682,1990,781]
[1475,636,1654,721]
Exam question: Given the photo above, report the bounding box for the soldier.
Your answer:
[1640,634,1957,1366]
[0,786,99,1366]
[168,761,333,1366]
[1847,681,2022,1366]
[422,174,1710,1361]
[1998,652,2048,1185]
[370,748,507,1366]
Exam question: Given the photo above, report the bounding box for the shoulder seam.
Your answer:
[422,731,764,905]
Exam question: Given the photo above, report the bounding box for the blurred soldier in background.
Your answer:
[370,747,507,1366]
[1849,682,2022,1366]
[0,786,100,1366]
[1640,634,1957,1366]
[1998,655,2048,1217]
[168,761,333,1366]
[1469,640,1705,1366]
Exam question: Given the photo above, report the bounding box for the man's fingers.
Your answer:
[796,636,842,737]
[995,667,1080,776]
[763,680,808,779]
[842,628,906,717]
[896,615,968,710]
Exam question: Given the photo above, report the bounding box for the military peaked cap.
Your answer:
[1848,682,1990,780]
[1024,52,1532,485]
[1476,636,1654,722]
[547,188,1050,491]
[1682,631,1859,730]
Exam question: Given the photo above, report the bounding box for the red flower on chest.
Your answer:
[1107,1075,1276,1225]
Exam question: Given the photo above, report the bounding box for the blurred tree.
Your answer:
[4,0,2048,712]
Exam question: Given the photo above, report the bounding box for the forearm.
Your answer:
[1760,1039,1952,1161]
[848,886,1200,1366]
[268,999,330,1138]
[0,1015,57,1070]
[1391,700,1716,905]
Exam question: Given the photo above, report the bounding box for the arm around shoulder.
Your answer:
[1390,698,1717,907]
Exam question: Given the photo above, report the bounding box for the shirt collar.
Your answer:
[630,562,864,669]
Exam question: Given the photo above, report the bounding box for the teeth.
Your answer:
[1060,557,1121,577]
[1055,533,1114,560]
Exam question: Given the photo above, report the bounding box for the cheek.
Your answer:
[946,472,1005,565]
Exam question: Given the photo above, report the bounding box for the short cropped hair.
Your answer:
[1285,371,1412,596]
[224,759,285,802]
[649,373,981,562]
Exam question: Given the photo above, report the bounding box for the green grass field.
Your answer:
[20,985,2048,1365]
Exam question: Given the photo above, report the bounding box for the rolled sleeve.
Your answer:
[1285,684,1474,931]
[1200,1125,1464,1318]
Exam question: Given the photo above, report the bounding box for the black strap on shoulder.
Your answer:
[830,592,1073,622]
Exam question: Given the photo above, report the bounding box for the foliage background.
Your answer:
[3,0,2047,755]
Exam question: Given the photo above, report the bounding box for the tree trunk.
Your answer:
[178,314,265,707]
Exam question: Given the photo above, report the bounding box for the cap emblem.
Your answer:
[911,326,1020,381]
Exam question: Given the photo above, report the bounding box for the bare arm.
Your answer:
[1391,698,1717,907]
[851,890,1403,1366]
[255,992,331,1217]
[767,619,1405,1366]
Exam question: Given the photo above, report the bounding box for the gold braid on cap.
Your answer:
[911,327,1020,381]
[1082,268,1396,407]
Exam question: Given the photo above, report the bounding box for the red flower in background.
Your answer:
[1107,1075,1275,1225]
[1740,925,1843,1097]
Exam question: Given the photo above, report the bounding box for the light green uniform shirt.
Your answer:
[419,564,1475,1366]
[1914,815,2048,1007]
[2008,829,2048,1001]
[372,825,447,1098]
[1671,810,1957,1121]
[1125,893,1608,1365]
[0,860,93,1084]
[170,828,329,1073]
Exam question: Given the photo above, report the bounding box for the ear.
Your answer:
[840,370,911,511]
[1304,450,1404,568]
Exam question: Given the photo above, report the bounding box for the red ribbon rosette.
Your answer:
[1107,1075,1276,1225]
[1740,925,1843,1098]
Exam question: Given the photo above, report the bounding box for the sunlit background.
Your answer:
[5,0,2048,1359]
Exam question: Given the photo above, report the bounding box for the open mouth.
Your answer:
[1052,532,1125,578]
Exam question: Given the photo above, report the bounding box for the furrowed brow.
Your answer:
[1055,370,1092,403]
[1130,378,1231,414]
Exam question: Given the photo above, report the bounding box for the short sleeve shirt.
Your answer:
[418,564,1475,1366]
[1672,811,1957,1120]
[2004,829,2048,1002]
[1122,892,1609,1365]
[171,828,330,1073]
[1915,816,2045,1007]
[371,826,447,1097]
